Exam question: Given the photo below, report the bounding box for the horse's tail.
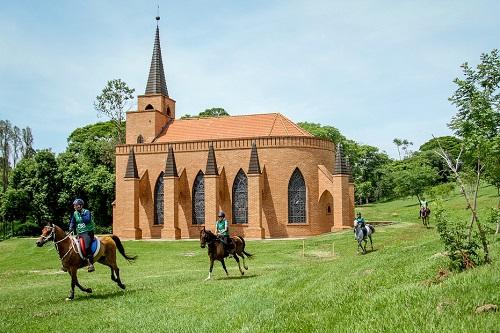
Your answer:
[368,224,375,234]
[111,235,137,263]
[237,236,253,258]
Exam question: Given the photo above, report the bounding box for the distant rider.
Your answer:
[419,198,429,217]
[354,212,367,238]
[215,211,232,255]
[69,198,96,272]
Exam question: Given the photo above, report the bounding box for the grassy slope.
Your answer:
[0,186,498,333]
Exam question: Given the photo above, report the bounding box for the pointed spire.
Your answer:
[346,158,354,183]
[334,144,351,175]
[248,142,261,174]
[205,145,218,176]
[145,16,169,96]
[164,146,178,177]
[125,148,139,178]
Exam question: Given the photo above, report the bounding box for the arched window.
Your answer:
[145,104,154,110]
[232,169,248,224]
[192,171,205,225]
[137,135,144,144]
[288,168,306,223]
[154,172,164,225]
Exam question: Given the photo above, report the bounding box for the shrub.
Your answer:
[435,203,483,271]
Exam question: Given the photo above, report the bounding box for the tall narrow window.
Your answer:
[232,169,248,224]
[192,171,205,225]
[154,172,164,225]
[137,135,144,144]
[288,168,306,223]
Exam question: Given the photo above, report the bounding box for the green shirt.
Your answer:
[72,209,95,234]
[216,219,229,236]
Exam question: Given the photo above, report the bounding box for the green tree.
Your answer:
[385,156,439,203]
[181,108,230,119]
[7,150,64,227]
[437,49,500,264]
[199,107,229,117]
[94,79,135,144]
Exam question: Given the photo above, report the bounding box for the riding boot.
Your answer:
[87,255,95,272]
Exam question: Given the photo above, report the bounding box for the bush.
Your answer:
[435,203,483,271]
[13,218,40,237]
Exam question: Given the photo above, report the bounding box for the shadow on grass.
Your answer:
[72,288,139,302]
[220,274,259,280]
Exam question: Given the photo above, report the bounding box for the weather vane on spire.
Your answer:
[156,3,160,22]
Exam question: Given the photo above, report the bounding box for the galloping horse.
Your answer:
[199,227,252,280]
[355,224,375,254]
[420,206,431,228]
[36,222,137,300]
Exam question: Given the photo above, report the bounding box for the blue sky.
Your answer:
[1,1,499,158]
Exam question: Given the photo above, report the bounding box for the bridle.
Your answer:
[40,225,75,262]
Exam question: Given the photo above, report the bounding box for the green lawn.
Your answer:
[0,186,498,332]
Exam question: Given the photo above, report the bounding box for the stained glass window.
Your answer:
[192,171,205,225]
[232,169,248,224]
[154,172,164,225]
[288,168,306,223]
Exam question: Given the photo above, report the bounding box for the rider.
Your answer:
[353,212,367,238]
[69,198,96,272]
[420,197,429,217]
[215,210,232,255]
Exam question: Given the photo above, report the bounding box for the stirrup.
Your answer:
[88,264,95,272]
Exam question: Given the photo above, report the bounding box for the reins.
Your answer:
[45,226,76,263]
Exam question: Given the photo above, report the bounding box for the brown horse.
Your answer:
[420,206,431,228]
[199,227,252,280]
[36,222,136,300]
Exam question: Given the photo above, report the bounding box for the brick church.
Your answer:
[112,18,354,239]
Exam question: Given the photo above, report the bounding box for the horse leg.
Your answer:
[241,253,248,270]
[369,235,373,251]
[233,254,244,275]
[220,259,229,276]
[205,259,214,281]
[67,268,91,301]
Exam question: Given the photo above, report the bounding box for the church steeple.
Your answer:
[145,16,168,96]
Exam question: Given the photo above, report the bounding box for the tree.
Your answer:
[199,107,229,117]
[393,138,403,160]
[0,120,12,192]
[21,127,35,159]
[436,49,500,264]
[387,157,439,203]
[94,79,135,144]
[181,108,230,119]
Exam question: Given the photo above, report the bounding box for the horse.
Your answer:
[199,227,252,280]
[36,222,137,300]
[355,223,375,255]
[420,206,431,228]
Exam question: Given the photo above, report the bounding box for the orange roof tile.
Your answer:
[155,113,312,142]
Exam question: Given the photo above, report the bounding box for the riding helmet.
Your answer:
[73,198,84,206]
[218,210,225,218]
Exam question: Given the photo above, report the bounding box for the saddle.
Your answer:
[73,237,101,260]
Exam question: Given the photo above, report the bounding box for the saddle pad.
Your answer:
[73,237,101,260]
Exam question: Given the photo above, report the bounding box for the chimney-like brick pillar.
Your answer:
[204,175,219,231]
[162,176,181,239]
[247,173,264,238]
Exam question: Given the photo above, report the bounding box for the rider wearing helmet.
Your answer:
[215,210,232,255]
[354,211,367,238]
[69,198,96,272]
[419,198,429,217]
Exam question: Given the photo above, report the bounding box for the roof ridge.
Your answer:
[268,113,279,136]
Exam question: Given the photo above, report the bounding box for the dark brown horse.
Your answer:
[420,207,431,228]
[36,222,136,300]
[199,227,252,280]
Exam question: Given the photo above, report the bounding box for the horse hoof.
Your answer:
[65,297,73,302]
[119,284,126,290]
[86,288,93,294]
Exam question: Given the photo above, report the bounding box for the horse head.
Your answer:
[200,227,217,248]
[36,221,55,247]
[200,226,208,248]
